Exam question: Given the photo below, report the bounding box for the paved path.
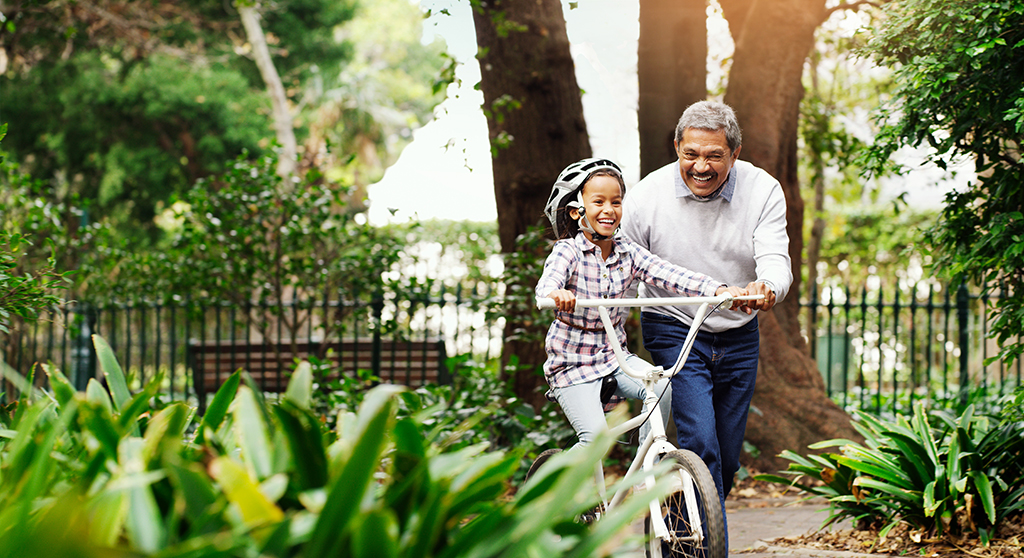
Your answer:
[726,497,870,557]
[614,496,882,557]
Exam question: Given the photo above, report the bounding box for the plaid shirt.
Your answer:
[535,233,723,388]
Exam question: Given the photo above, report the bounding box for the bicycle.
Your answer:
[530,293,763,558]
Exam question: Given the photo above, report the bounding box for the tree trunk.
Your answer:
[238,2,297,178]
[638,0,708,177]
[472,0,591,408]
[719,0,861,472]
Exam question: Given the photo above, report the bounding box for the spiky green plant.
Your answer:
[758,402,1024,545]
[0,335,668,557]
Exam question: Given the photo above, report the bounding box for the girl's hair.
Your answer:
[553,169,626,240]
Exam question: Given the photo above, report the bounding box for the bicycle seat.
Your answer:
[600,374,617,406]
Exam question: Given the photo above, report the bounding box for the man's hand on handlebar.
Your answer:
[714,286,755,314]
[547,289,577,312]
[744,281,777,312]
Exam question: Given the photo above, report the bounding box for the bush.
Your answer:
[758,402,1024,545]
[307,353,575,482]
[0,335,658,556]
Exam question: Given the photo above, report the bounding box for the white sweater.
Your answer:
[621,159,793,332]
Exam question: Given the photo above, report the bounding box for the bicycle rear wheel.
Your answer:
[644,449,725,558]
[525,448,562,483]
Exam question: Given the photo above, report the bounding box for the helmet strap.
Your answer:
[568,192,611,242]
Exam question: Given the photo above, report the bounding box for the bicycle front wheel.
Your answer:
[644,449,725,558]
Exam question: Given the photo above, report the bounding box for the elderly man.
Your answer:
[621,100,793,532]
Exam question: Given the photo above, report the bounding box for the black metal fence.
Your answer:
[802,282,1021,416]
[1,281,504,404]
[3,280,1020,416]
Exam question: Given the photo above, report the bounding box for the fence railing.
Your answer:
[1,282,504,405]
[3,280,1020,416]
[801,282,1021,416]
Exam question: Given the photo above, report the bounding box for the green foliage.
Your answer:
[4,50,272,238]
[811,207,937,289]
[83,151,401,338]
[2,0,446,242]
[860,0,1024,364]
[309,0,449,190]
[0,336,659,556]
[0,233,69,334]
[0,127,72,333]
[799,12,940,291]
[499,226,550,347]
[308,354,574,479]
[758,403,1024,544]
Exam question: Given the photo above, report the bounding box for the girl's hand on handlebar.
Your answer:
[548,289,577,313]
[715,286,754,314]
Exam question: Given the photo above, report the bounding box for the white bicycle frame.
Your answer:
[536,294,763,545]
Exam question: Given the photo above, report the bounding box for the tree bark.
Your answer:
[238,2,297,178]
[471,0,591,408]
[719,0,861,472]
[638,0,708,177]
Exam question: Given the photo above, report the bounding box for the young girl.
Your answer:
[536,158,746,448]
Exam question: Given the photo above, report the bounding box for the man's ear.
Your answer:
[732,145,742,160]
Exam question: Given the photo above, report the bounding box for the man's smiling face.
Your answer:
[675,128,740,198]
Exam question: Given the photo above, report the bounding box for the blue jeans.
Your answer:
[641,312,759,546]
[551,354,672,448]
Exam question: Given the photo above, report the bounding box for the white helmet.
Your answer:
[543,158,623,238]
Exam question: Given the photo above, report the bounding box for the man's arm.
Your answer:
[750,182,793,312]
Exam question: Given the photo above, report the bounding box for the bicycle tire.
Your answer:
[644,449,726,558]
[525,448,562,483]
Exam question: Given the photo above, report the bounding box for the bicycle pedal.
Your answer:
[576,504,604,525]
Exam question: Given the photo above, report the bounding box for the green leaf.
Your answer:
[168,463,220,526]
[233,386,274,480]
[969,471,996,525]
[118,438,168,553]
[273,402,328,490]
[209,456,285,528]
[93,335,131,411]
[853,477,922,505]
[284,361,313,410]
[351,509,399,558]
[306,387,397,557]
[195,370,240,442]
[884,431,934,487]
[118,371,165,436]
[85,378,114,414]
[835,448,912,487]
[86,490,129,547]
[142,404,190,461]
[911,404,940,466]
[42,363,76,408]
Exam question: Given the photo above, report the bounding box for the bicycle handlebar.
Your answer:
[535,294,764,310]
[535,293,766,385]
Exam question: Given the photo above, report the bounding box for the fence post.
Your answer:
[70,303,97,391]
[371,290,384,380]
[957,282,970,406]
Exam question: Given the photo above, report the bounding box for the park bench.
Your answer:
[187,337,449,413]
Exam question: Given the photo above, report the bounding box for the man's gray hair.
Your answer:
[674,101,742,153]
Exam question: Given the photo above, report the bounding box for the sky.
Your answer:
[367,0,641,225]
[365,0,968,225]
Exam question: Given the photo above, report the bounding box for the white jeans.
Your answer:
[551,354,672,448]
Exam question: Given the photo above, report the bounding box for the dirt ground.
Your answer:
[728,470,1024,558]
